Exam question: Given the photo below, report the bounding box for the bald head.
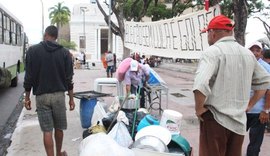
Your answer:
[207,29,233,45]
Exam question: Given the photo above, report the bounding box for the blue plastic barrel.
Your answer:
[80,98,97,128]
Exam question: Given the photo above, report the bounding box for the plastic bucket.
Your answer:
[167,134,191,156]
[137,114,160,132]
[160,109,183,135]
[80,98,97,128]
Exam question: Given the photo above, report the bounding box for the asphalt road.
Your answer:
[0,73,24,155]
[0,73,24,130]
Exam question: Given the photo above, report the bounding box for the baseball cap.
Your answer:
[201,15,234,33]
[247,41,262,49]
[130,60,139,71]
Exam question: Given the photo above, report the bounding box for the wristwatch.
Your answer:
[263,109,269,114]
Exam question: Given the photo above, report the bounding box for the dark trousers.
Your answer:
[266,121,270,132]
[131,85,146,108]
[246,113,266,156]
[199,111,244,156]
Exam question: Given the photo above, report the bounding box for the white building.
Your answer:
[70,2,123,61]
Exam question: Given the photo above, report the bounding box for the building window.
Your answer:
[79,36,86,49]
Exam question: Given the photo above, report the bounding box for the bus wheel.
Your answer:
[11,61,20,87]
[10,73,18,87]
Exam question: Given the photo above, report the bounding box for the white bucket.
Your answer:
[160,109,183,135]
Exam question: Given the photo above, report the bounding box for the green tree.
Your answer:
[96,0,172,58]
[96,0,265,58]
[197,0,264,46]
[148,0,264,46]
[171,0,194,17]
[96,0,142,58]
[123,0,149,21]
[254,3,270,45]
[58,39,77,51]
[49,2,71,29]
[146,2,172,21]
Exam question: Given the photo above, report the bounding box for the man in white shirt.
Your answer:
[105,51,114,77]
[77,50,85,65]
[193,15,270,156]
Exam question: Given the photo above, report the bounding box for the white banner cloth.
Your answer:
[124,6,221,59]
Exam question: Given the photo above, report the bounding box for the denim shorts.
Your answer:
[106,66,113,73]
[36,92,67,132]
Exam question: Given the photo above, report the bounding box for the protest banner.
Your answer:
[124,6,221,59]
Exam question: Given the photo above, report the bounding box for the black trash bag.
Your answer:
[102,113,117,131]
[121,109,147,140]
[82,129,90,139]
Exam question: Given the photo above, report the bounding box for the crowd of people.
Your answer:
[22,14,270,156]
[102,51,151,108]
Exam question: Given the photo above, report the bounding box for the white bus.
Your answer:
[0,3,28,88]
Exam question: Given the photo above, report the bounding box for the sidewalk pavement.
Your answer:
[6,62,270,156]
[158,62,198,74]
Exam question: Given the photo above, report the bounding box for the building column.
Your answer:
[96,28,101,61]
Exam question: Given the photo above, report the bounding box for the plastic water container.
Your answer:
[160,109,183,135]
[80,98,97,128]
[137,114,160,132]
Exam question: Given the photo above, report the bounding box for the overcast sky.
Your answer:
[0,0,269,45]
[1,0,90,44]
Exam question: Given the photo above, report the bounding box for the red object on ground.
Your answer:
[205,0,209,11]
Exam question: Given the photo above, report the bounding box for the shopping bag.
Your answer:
[91,101,108,126]
[108,122,133,147]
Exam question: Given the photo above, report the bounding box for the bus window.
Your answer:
[7,17,11,44]
[16,25,22,46]
[11,21,15,45]
[0,11,2,43]
[3,15,10,44]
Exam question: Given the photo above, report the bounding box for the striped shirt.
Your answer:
[193,36,270,135]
